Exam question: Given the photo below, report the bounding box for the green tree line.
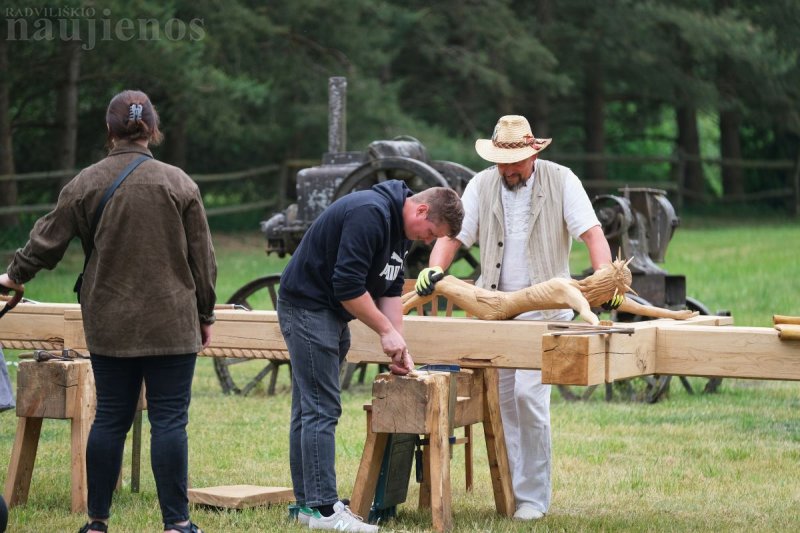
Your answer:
[1,0,799,229]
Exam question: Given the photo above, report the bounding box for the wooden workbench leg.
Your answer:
[464,424,473,492]
[428,376,452,532]
[350,409,388,519]
[418,444,431,509]
[131,410,142,493]
[481,368,515,517]
[70,365,95,514]
[71,414,90,513]
[3,416,43,507]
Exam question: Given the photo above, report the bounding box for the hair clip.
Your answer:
[129,103,143,122]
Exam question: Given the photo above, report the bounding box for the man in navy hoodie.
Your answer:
[278,180,463,531]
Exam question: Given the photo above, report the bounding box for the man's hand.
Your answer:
[601,293,625,311]
[0,273,23,295]
[200,323,212,349]
[389,348,414,375]
[415,266,444,296]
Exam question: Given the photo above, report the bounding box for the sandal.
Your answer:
[164,522,203,533]
[78,521,108,533]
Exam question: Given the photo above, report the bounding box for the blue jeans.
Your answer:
[87,353,196,524]
[277,298,350,507]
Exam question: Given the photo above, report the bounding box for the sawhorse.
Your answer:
[350,368,514,532]
[3,359,145,513]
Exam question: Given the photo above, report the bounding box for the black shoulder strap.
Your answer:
[81,154,152,274]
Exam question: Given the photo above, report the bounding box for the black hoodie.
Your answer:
[279,180,411,321]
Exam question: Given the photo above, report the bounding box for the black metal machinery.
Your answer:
[594,187,688,311]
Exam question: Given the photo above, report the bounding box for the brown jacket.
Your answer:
[7,141,217,356]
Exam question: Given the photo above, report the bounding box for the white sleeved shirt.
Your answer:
[457,162,598,294]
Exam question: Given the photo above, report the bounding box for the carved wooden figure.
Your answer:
[402,259,698,324]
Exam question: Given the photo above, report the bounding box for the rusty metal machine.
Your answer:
[259,77,475,269]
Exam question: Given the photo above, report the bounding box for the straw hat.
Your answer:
[475,115,552,164]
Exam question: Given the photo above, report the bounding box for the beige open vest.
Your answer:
[473,160,573,319]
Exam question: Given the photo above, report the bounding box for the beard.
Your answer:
[501,174,529,191]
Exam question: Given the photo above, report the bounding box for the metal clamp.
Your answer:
[547,323,635,336]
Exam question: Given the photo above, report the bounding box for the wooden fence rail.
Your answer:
[1,153,798,218]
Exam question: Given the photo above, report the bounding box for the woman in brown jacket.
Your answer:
[0,90,216,533]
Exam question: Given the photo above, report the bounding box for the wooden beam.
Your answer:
[655,325,800,380]
[541,334,606,386]
[6,304,734,373]
[540,315,735,385]
[63,309,290,357]
[542,323,800,384]
[0,302,77,350]
[349,316,548,369]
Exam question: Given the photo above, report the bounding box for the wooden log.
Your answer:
[775,324,800,341]
[6,303,725,372]
[773,314,800,326]
[602,316,732,371]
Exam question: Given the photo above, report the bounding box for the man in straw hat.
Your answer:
[416,115,618,521]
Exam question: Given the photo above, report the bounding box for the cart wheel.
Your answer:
[214,275,285,396]
[332,156,450,200]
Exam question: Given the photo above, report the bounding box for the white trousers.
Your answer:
[498,367,551,513]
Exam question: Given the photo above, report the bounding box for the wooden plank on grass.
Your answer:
[187,485,293,509]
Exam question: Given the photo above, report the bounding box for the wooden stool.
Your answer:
[350,368,514,532]
[3,359,95,513]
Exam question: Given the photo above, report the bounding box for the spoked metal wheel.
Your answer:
[214,274,286,396]
[333,155,479,281]
[332,156,450,200]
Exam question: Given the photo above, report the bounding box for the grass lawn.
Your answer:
[1,221,799,532]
